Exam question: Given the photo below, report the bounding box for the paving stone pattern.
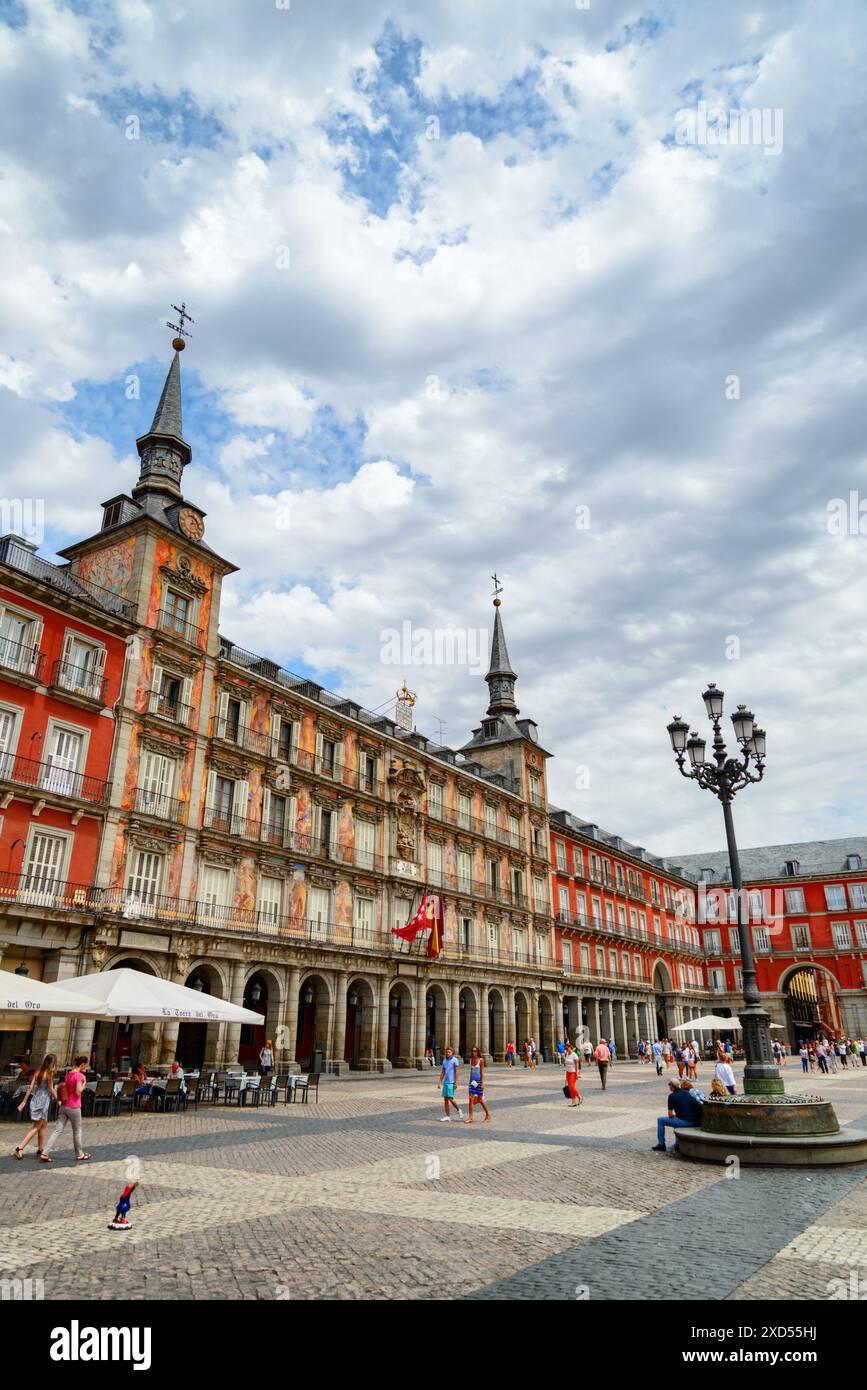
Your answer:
[1,1059,866,1301]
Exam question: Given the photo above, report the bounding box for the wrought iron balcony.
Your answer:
[0,752,108,805]
[51,658,108,704]
[147,689,192,725]
[132,786,184,822]
[0,636,45,681]
[158,608,203,647]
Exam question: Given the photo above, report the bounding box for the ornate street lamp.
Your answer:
[666,683,782,1096]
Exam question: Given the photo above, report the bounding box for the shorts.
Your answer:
[442,1083,455,1099]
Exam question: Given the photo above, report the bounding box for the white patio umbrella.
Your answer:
[58,968,264,1025]
[670,1015,738,1032]
[0,968,111,1018]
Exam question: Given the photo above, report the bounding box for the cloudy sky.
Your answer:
[2,0,866,858]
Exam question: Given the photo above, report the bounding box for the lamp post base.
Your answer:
[743,1072,786,1096]
[739,1003,783,1095]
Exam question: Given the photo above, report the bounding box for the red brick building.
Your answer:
[676,841,867,1042]
[0,534,132,1058]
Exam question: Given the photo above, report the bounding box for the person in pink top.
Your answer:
[40,1054,91,1163]
[593,1039,611,1090]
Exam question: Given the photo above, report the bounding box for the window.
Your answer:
[663,884,673,909]
[361,752,377,792]
[579,943,590,971]
[791,923,810,950]
[487,921,499,955]
[595,947,605,972]
[561,940,572,972]
[575,892,586,922]
[734,968,743,990]
[321,739,335,774]
[700,867,715,883]
[825,885,847,911]
[163,589,191,636]
[58,634,106,700]
[615,863,625,891]
[784,860,799,877]
[728,927,741,953]
[629,908,638,932]
[356,818,375,871]
[307,886,330,937]
[24,831,67,893]
[704,929,721,954]
[572,846,583,875]
[855,921,867,948]
[754,927,771,953]
[533,825,544,856]
[608,949,618,974]
[273,717,297,761]
[785,887,806,913]
[355,896,374,938]
[0,703,21,777]
[458,792,471,829]
[393,898,411,933]
[710,968,725,992]
[536,932,548,962]
[317,808,335,859]
[428,782,443,818]
[513,927,527,960]
[461,917,472,952]
[137,750,175,818]
[848,883,867,909]
[457,849,472,892]
[485,803,498,838]
[256,876,283,927]
[748,890,765,921]
[509,813,521,845]
[558,886,570,918]
[832,922,851,949]
[589,853,600,882]
[125,849,163,906]
[488,859,499,895]
[650,879,660,905]
[43,725,84,797]
[555,839,567,871]
[591,897,601,927]
[605,901,615,929]
[846,855,862,871]
[617,904,627,930]
[0,603,42,676]
[533,877,547,912]
[200,865,230,917]
[428,838,443,886]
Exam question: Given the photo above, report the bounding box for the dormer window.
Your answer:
[482,719,498,738]
[102,500,124,529]
[846,854,862,871]
[700,867,715,883]
[784,860,799,877]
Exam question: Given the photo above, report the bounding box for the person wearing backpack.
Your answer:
[40,1055,91,1163]
[13,1053,58,1159]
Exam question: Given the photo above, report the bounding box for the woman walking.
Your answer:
[13,1053,57,1159]
[40,1055,90,1164]
[564,1043,582,1107]
[466,1047,490,1123]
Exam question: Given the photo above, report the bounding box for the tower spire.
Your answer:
[133,304,194,503]
[485,577,518,717]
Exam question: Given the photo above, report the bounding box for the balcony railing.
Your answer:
[0,752,108,805]
[158,608,203,647]
[51,658,107,705]
[202,804,262,841]
[147,689,191,725]
[0,536,135,621]
[425,799,524,849]
[214,715,270,758]
[0,636,45,681]
[132,786,184,822]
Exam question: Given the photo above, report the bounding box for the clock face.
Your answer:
[527,723,538,743]
[179,507,204,541]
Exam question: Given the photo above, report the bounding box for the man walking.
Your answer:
[652,1078,703,1153]
[594,1038,611,1090]
[438,1046,464,1122]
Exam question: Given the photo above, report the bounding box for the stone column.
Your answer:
[376,974,392,1071]
[529,990,540,1054]
[589,996,601,1043]
[626,1000,639,1057]
[614,999,628,1058]
[30,950,80,1064]
[222,959,247,1068]
[480,984,491,1061]
[330,971,348,1069]
[505,986,516,1047]
[281,965,301,1073]
[414,976,427,1066]
[450,978,464,1050]
[159,955,190,1064]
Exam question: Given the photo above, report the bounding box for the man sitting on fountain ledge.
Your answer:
[653,1079,704,1153]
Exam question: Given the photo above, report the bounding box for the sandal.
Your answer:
[12,1146,23,1160]
[39,1154,53,1163]
[76,1154,91,1162]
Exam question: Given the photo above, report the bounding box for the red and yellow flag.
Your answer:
[392,891,443,959]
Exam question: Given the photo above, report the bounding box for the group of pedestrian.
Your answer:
[438,1046,491,1123]
[798,1036,867,1073]
[12,1053,91,1164]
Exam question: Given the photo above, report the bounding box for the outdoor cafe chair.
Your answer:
[272,1072,291,1105]
[114,1078,137,1116]
[291,1073,320,1103]
[157,1078,184,1113]
[222,1074,243,1105]
[87,1077,116,1117]
[240,1074,262,1106]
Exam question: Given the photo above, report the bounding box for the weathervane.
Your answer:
[491,572,503,607]
[167,301,195,352]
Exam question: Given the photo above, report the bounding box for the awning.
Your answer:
[58,968,265,1025]
[0,969,111,1020]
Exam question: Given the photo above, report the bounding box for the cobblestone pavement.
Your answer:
[2,1058,867,1301]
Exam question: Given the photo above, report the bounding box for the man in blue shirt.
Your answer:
[439,1046,463,1122]
[652,1079,703,1152]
